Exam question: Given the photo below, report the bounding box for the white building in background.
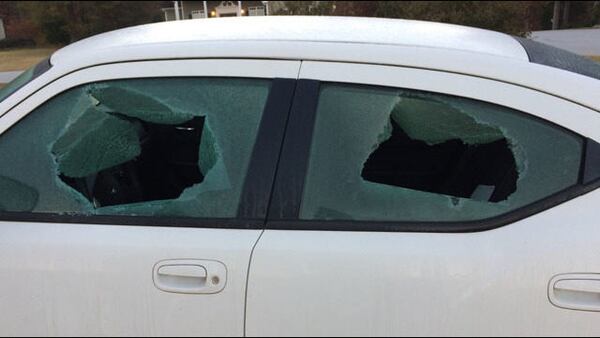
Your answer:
[162,1,281,21]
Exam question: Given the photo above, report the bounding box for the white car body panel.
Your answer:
[51,16,530,63]
[2,17,599,117]
[0,59,300,336]
[0,17,599,337]
[0,222,259,336]
[245,61,600,336]
[246,190,600,336]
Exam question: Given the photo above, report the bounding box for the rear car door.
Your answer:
[246,61,600,336]
[0,59,299,336]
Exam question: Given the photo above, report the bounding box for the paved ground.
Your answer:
[530,28,600,56]
[0,70,22,83]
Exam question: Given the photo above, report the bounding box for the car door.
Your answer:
[0,59,299,336]
[246,61,600,336]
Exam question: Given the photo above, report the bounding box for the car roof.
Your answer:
[51,16,530,64]
[27,16,600,115]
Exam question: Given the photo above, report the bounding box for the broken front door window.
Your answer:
[0,78,271,218]
[300,84,583,222]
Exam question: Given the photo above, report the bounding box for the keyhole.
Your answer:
[211,276,220,285]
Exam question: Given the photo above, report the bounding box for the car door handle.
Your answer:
[153,259,227,294]
[549,274,600,312]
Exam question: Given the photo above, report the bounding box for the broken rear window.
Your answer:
[299,84,583,223]
[0,78,271,218]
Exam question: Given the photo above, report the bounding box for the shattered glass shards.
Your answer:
[0,78,271,218]
[52,106,142,178]
[300,84,583,222]
[390,96,505,145]
[0,175,39,212]
[89,86,196,125]
[362,91,519,203]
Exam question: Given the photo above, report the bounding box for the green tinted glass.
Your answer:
[300,84,583,222]
[0,59,50,103]
[0,78,271,218]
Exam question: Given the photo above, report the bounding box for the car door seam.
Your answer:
[243,64,300,336]
[243,228,265,337]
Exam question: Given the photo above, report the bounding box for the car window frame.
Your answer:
[266,62,600,233]
[0,59,301,229]
[0,58,52,105]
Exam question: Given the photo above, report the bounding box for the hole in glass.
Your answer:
[361,113,518,203]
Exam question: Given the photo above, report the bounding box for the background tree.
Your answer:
[17,1,163,45]
[278,1,600,35]
[372,1,534,35]
[0,1,36,42]
[3,1,599,47]
[275,1,336,15]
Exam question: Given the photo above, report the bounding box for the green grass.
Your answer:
[0,48,57,72]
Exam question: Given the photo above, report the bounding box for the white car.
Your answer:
[1,16,600,337]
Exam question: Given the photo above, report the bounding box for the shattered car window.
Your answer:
[300,84,583,222]
[0,78,271,218]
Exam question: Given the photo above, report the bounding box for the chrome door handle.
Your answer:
[549,274,600,312]
[153,259,227,294]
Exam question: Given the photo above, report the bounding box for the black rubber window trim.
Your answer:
[266,80,600,233]
[0,77,297,229]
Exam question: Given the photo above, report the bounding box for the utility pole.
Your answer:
[552,1,561,30]
[174,0,181,20]
[562,1,570,29]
